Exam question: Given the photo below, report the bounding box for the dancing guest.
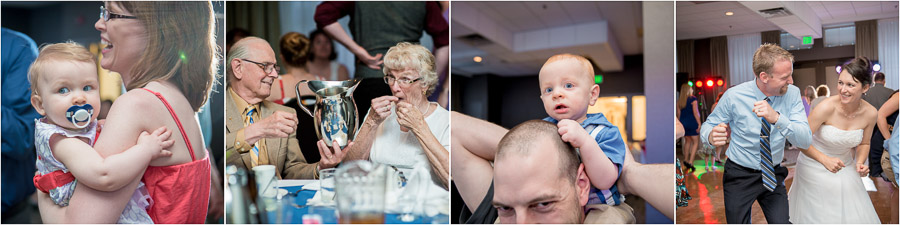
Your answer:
[863,72,895,178]
[878,91,898,224]
[788,57,880,223]
[306,29,349,81]
[677,83,701,171]
[701,43,811,224]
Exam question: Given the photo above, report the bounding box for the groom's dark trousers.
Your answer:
[723,159,791,224]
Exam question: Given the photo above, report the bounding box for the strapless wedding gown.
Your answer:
[788,125,880,224]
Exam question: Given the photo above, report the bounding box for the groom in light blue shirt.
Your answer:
[701,43,812,224]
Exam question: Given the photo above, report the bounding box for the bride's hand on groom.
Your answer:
[818,155,845,173]
[856,163,869,177]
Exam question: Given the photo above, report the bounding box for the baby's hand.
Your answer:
[558,119,592,149]
[138,127,175,159]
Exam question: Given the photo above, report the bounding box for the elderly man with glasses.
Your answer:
[225,37,345,179]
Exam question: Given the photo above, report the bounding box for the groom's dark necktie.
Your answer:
[760,97,776,192]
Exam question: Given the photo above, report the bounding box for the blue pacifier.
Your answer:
[65,104,94,129]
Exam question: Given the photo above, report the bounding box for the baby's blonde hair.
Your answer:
[28,42,97,97]
[541,54,595,84]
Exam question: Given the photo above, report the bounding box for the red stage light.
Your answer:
[706,80,713,87]
[696,80,703,87]
[717,79,724,86]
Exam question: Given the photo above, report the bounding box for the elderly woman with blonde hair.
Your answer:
[325,42,449,195]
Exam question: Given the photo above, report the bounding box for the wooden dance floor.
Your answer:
[676,148,896,224]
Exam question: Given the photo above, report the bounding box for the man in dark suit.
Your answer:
[225,37,345,178]
[863,72,895,178]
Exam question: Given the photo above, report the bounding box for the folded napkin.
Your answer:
[385,162,450,217]
[861,176,877,192]
[305,189,337,207]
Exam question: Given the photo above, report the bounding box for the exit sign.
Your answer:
[802,36,813,45]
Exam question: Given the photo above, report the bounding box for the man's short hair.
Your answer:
[874,72,885,82]
[496,120,581,182]
[752,43,794,77]
[226,36,265,85]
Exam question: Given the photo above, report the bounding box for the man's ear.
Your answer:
[588,84,600,106]
[231,58,243,80]
[758,72,770,83]
[31,94,46,116]
[575,163,590,207]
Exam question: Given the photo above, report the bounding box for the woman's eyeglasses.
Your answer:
[100,6,137,21]
[384,75,422,86]
[240,59,280,74]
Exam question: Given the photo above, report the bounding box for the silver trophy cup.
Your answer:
[296,80,361,148]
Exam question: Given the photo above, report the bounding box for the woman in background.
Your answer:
[677,83,701,171]
[803,85,816,116]
[306,29,349,81]
[810,84,830,110]
[268,32,325,105]
[269,31,327,163]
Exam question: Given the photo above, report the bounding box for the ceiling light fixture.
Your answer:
[473,56,483,63]
[725,11,734,16]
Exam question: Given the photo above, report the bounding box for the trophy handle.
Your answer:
[295,81,314,117]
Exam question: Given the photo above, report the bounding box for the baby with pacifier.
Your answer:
[29,42,173,223]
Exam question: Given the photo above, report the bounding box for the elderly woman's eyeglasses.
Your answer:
[100,6,137,21]
[384,75,422,86]
[240,59,280,74]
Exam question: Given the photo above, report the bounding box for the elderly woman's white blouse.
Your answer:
[366,102,450,199]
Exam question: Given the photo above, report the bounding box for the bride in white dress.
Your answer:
[789,57,881,224]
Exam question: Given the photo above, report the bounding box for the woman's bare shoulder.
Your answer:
[109,89,160,111]
[861,100,878,121]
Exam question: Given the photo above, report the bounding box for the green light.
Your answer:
[688,81,694,87]
[179,51,187,64]
[594,74,603,84]
[802,36,813,45]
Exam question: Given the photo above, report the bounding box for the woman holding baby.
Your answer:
[36,1,217,223]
